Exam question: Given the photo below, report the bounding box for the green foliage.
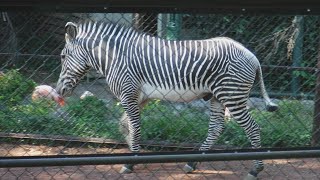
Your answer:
[292,63,316,92]
[141,100,208,143]
[0,69,36,106]
[1,95,314,148]
[0,70,123,139]
[0,100,61,134]
[259,100,313,147]
[0,71,313,147]
[64,97,123,139]
[141,100,313,148]
[1,97,123,139]
[67,96,109,120]
[220,100,313,147]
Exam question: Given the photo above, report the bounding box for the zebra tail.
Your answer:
[257,65,279,112]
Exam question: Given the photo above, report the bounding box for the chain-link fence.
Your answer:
[0,11,320,179]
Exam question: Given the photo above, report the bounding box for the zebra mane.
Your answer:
[74,20,148,40]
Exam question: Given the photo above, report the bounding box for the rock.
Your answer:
[80,91,95,99]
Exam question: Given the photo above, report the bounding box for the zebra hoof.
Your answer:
[119,165,133,174]
[183,162,197,173]
[243,173,257,180]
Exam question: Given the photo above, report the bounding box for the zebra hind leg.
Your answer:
[225,103,263,180]
[183,99,225,173]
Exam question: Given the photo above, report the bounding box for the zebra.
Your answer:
[56,21,278,180]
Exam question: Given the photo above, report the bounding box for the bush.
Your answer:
[141,100,208,143]
[219,100,313,147]
[0,69,313,148]
[141,100,313,148]
[0,70,123,139]
[254,100,312,147]
[0,100,60,133]
[65,96,123,139]
[0,69,36,107]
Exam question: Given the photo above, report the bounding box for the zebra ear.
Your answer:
[65,22,77,43]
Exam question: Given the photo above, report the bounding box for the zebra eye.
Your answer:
[61,55,66,60]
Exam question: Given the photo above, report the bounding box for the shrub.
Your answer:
[219,100,313,147]
[140,99,313,148]
[141,100,208,143]
[0,70,313,148]
[0,69,36,107]
[256,100,313,147]
[65,96,123,139]
[0,100,59,133]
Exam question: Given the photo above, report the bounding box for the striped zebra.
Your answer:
[56,21,278,179]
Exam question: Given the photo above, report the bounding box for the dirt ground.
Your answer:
[0,143,320,180]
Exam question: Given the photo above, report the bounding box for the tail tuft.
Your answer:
[256,63,279,113]
[266,102,279,112]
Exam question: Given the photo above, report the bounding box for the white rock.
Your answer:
[80,91,95,99]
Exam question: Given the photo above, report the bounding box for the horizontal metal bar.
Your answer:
[250,91,314,99]
[0,0,319,14]
[1,149,320,168]
[261,65,318,72]
[0,53,59,58]
[0,52,318,72]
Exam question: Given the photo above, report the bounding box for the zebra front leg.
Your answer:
[119,112,136,172]
[119,111,141,173]
[119,99,148,173]
[119,112,130,143]
[184,99,225,173]
[119,100,149,145]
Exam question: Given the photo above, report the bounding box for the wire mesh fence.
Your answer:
[0,12,320,179]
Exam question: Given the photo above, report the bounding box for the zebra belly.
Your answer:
[141,83,209,102]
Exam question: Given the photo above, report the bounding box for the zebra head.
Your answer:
[56,22,90,97]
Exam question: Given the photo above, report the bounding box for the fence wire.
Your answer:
[0,12,320,179]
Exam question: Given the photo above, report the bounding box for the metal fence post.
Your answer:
[311,38,320,146]
[133,13,158,36]
[291,16,304,96]
[166,14,182,40]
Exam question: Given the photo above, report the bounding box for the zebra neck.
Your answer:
[85,26,131,76]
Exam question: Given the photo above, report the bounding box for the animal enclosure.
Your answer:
[0,3,320,180]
